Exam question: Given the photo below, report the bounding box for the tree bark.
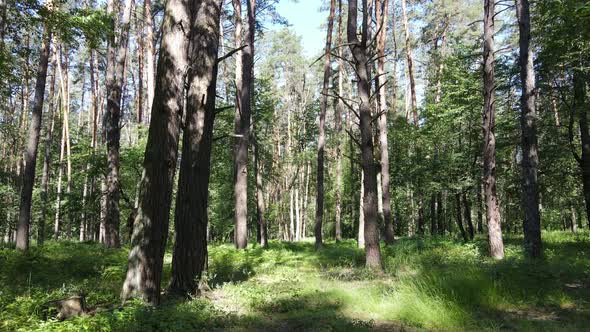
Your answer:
[39,46,58,245]
[121,0,190,305]
[315,0,335,249]
[570,204,578,233]
[358,170,365,248]
[233,0,255,249]
[476,181,483,233]
[104,0,133,248]
[169,0,221,295]
[376,0,394,244]
[254,135,268,247]
[15,28,52,250]
[348,0,382,269]
[573,71,590,229]
[430,194,437,236]
[455,193,468,242]
[401,0,417,125]
[417,197,424,235]
[483,0,504,259]
[462,192,474,240]
[516,0,542,258]
[437,191,444,234]
[334,0,344,242]
[136,8,144,124]
[144,0,155,122]
[54,46,70,240]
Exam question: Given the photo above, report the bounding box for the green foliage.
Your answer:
[2,232,589,331]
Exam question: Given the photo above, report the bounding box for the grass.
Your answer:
[1,231,589,331]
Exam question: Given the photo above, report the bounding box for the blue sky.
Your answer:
[272,0,326,57]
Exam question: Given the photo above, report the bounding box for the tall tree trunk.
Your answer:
[315,0,335,249]
[348,0,382,269]
[15,28,52,250]
[430,194,437,236]
[455,193,468,242]
[295,186,300,241]
[143,0,155,122]
[376,0,394,244]
[54,47,70,240]
[390,1,398,114]
[401,0,417,125]
[169,0,221,295]
[121,0,190,305]
[483,0,504,259]
[136,8,144,124]
[104,0,133,248]
[462,192,474,240]
[477,181,483,233]
[233,0,255,249]
[303,161,310,238]
[334,0,344,242]
[437,191,444,234]
[417,197,424,235]
[254,135,267,247]
[54,115,65,240]
[358,170,365,248]
[63,49,72,240]
[289,187,294,241]
[39,47,58,245]
[573,71,590,229]
[570,204,578,233]
[516,0,542,258]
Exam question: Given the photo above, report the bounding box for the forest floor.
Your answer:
[1,231,590,331]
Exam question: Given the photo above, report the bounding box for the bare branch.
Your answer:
[217,44,248,63]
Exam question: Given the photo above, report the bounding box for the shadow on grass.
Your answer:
[2,233,590,331]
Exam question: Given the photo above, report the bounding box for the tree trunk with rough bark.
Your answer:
[334,0,344,242]
[455,193,468,242]
[39,47,58,245]
[437,191,444,234]
[462,192,474,240]
[254,135,268,247]
[15,28,52,250]
[121,0,190,305]
[169,0,221,295]
[483,0,504,259]
[104,0,133,248]
[144,0,155,122]
[401,0,417,125]
[376,0,394,244]
[516,0,542,258]
[233,0,255,249]
[430,194,437,236]
[573,71,590,229]
[348,0,382,269]
[315,0,335,249]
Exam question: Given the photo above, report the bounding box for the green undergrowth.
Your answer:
[1,231,589,331]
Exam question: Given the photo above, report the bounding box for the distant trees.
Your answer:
[4,0,590,298]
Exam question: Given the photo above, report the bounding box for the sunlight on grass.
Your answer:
[1,231,589,331]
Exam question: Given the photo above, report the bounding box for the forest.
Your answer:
[1,0,590,330]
